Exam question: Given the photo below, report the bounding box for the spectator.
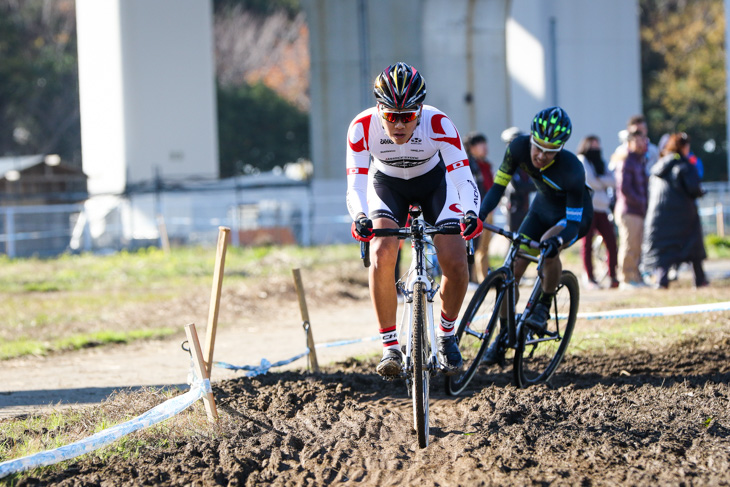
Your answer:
[642,133,708,289]
[465,132,494,283]
[610,114,659,176]
[500,127,533,231]
[613,128,649,289]
[577,135,619,289]
[656,133,703,178]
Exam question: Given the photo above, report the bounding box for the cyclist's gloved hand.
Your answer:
[459,211,483,241]
[351,215,374,242]
[540,235,564,258]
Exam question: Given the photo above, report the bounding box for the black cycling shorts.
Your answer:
[519,191,593,246]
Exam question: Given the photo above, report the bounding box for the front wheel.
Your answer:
[411,281,430,448]
[445,269,508,396]
[514,270,579,388]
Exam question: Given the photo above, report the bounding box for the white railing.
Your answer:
[2,182,729,258]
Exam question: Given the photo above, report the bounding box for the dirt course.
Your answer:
[3,259,730,486]
[10,328,730,486]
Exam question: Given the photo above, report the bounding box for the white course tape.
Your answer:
[576,301,730,320]
[0,383,205,479]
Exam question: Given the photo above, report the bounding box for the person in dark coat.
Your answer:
[642,132,708,289]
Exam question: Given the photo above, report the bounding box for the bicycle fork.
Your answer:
[399,247,441,382]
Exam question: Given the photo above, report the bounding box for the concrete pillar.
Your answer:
[76,0,219,196]
[303,0,423,181]
[423,0,510,145]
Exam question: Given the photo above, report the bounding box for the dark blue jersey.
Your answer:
[480,135,591,244]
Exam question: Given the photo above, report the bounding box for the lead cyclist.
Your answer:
[478,107,594,365]
[346,62,482,377]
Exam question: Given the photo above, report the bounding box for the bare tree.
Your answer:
[215,5,310,111]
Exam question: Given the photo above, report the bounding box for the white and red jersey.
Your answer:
[345,105,480,220]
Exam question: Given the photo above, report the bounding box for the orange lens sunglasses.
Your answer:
[380,109,419,124]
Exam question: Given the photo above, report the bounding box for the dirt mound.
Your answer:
[11,327,730,486]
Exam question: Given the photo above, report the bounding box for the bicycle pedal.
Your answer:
[439,364,461,376]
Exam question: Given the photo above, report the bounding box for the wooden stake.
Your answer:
[292,268,320,372]
[716,203,725,238]
[184,323,218,422]
[157,214,170,253]
[204,226,230,377]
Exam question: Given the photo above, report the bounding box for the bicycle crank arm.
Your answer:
[464,325,486,340]
[525,335,561,346]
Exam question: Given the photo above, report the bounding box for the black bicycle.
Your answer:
[446,222,579,395]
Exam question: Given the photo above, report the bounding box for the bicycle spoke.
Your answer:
[446,271,506,396]
[515,271,578,387]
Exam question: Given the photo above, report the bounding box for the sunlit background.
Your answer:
[0,0,728,256]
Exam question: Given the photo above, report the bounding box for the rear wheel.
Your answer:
[445,269,508,396]
[412,281,429,448]
[514,270,578,388]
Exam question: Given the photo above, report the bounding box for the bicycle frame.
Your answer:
[465,222,565,354]
[446,221,579,394]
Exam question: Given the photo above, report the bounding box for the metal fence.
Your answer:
[2,181,730,259]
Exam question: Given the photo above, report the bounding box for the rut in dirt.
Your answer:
[12,329,730,487]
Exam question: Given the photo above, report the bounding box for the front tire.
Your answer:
[412,281,429,448]
[446,269,508,396]
[514,270,578,388]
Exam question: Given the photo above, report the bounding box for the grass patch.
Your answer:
[572,317,689,353]
[0,243,357,361]
[0,328,177,360]
[706,234,730,258]
[570,310,729,355]
[0,244,356,294]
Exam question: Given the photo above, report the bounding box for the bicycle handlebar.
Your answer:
[482,221,541,250]
[360,222,466,268]
[370,222,461,238]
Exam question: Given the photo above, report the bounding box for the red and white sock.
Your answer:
[379,325,399,352]
[437,311,457,338]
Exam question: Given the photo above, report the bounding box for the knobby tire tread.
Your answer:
[446,269,508,396]
[514,270,579,388]
[412,281,428,448]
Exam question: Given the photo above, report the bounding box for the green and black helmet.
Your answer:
[531,106,572,147]
[373,62,427,110]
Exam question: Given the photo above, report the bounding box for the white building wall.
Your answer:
[76,0,219,196]
[507,0,642,152]
[423,0,511,146]
[304,0,423,181]
[304,0,642,243]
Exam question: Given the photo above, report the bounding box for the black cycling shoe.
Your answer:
[481,337,506,366]
[437,335,463,375]
[525,302,550,334]
[376,349,403,377]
